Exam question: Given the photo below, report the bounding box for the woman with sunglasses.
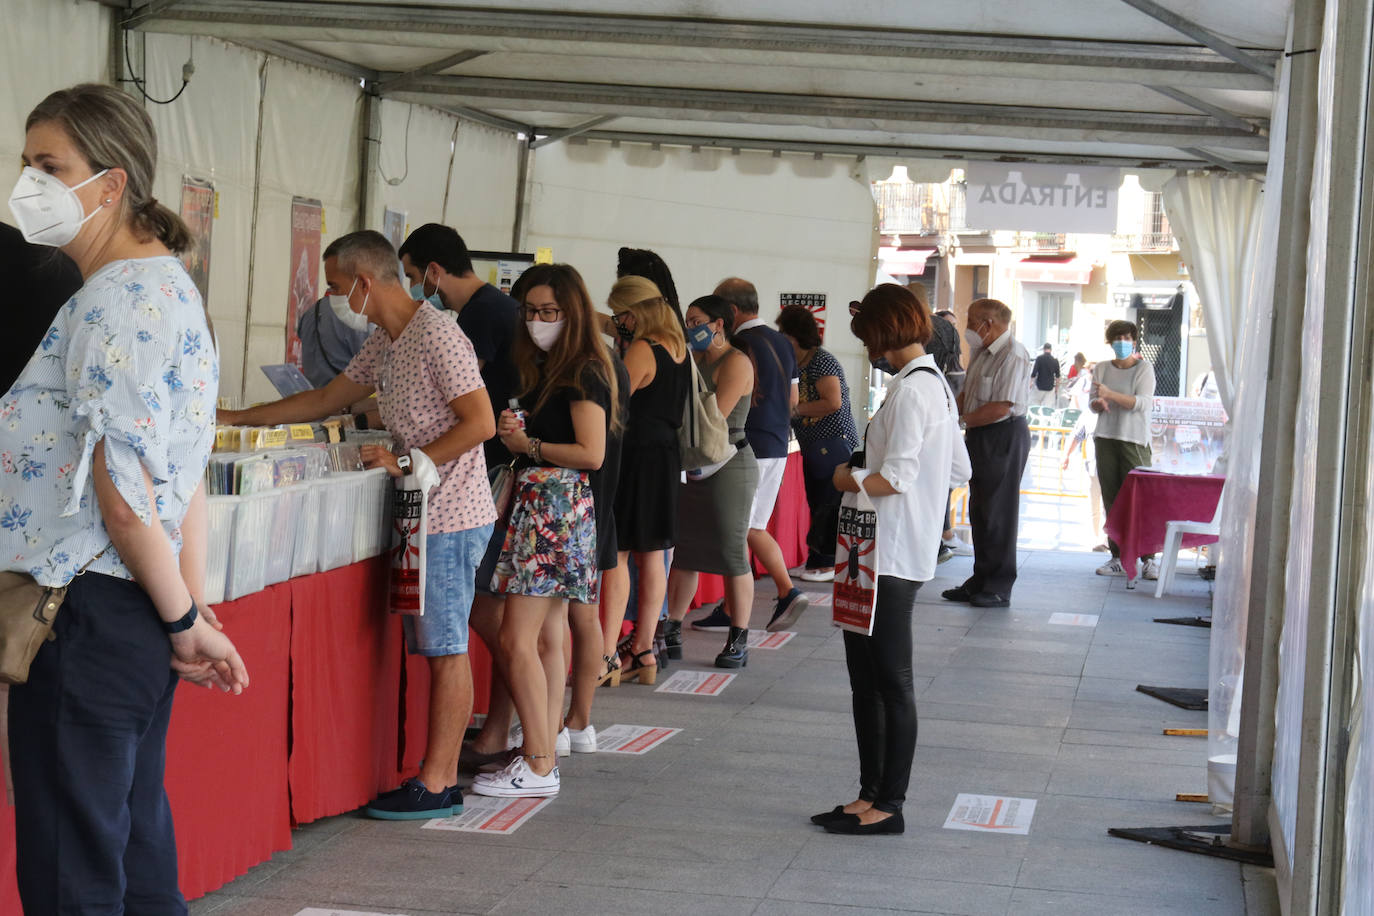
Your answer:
[601,275,690,684]
[473,263,620,798]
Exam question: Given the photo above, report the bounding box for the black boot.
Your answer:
[715,626,749,669]
[662,619,683,660]
[653,619,671,670]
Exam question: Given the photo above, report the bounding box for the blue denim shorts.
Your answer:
[404,524,493,657]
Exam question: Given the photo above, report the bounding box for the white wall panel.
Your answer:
[2,0,112,173]
[524,140,876,414]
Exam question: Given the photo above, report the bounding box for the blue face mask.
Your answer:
[410,283,443,309]
[687,323,715,351]
[870,355,894,374]
[1111,340,1134,360]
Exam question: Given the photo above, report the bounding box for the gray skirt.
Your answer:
[672,444,759,577]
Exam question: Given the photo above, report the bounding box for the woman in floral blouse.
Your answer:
[2,83,248,914]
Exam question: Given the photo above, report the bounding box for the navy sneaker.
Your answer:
[364,779,462,820]
[766,588,810,632]
[689,600,731,631]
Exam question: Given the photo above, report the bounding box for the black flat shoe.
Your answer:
[823,811,905,835]
[969,592,1010,608]
[809,805,849,826]
[941,586,973,603]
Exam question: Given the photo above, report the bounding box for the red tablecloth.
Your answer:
[1104,469,1224,580]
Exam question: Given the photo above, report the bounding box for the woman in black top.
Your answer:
[602,275,690,684]
[474,263,620,798]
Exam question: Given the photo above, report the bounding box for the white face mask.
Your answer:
[527,318,565,352]
[330,278,371,332]
[8,166,109,247]
[963,328,984,352]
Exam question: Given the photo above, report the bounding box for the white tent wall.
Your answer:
[241,60,363,406]
[368,100,521,253]
[2,0,111,169]
[523,140,876,404]
[143,36,266,404]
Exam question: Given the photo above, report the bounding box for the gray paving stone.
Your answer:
[766,868,1014,915]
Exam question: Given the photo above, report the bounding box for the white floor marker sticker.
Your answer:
[596,724,682,754]
[423,793,552,835]
[747,630,796,650]
[296,910,410,916]
[655,670,737,696]
[810,592,833,607]
[943,793,1037,835]
[1048,612,1099,627]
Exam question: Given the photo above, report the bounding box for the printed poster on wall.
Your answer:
[382,207,407,252]
[287,197,323,369]
[178,176,214,307]
[780,292,827,342]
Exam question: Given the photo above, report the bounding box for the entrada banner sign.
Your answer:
[965,163,1121,234]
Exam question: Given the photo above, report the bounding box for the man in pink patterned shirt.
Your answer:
[219,231,496,819]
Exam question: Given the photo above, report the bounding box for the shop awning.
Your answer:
[878,247,934,276]
[1012,257,1094,285]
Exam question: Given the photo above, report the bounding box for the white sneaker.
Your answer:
[1096,557,1124,577]
[566,724,597,753]
[799,568,835,583]
[1141,558,1160,581]
[470,756,560,798]
[942,535,974,557]
[555,727,571,757]
[506,725,523,751]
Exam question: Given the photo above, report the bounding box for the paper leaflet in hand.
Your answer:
[389,449,439,617]
[833,479,879,635]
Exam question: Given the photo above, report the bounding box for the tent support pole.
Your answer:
[511,133,533,252]
[239,57,270,405]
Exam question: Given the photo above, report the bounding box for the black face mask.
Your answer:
[615,323,636,343]
[870,355,894,374]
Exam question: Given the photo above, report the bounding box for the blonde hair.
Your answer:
[608,275,686,361]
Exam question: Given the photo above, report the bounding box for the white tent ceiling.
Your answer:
[106,0,1290,173]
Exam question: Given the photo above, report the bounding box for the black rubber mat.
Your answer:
[1154,616,1212,628]
[1108,824,1274,867]
[1136,685,1208,710]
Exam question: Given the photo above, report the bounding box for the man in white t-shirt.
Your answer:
[1090,320,1158,579]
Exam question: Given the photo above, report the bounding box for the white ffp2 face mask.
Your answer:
[330,278,371,332]
[8,166,109,247]
[527,319,565,352]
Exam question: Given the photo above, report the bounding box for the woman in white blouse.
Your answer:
[813,284,969,837]
[4,83,248,913]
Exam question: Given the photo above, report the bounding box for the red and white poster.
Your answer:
[833,489,879,635]
[780,292,827,342]
[287,197,323,369]
[178,176,214,307]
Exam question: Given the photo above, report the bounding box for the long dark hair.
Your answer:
[27,83,191,253]
[617,246,684,330]
[512,263,621,431]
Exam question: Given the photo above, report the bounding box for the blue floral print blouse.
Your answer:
[0,256,217,587]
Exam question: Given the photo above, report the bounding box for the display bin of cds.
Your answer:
[352,468,392,563]
[317,474,365,572]
[290,479,324,579]
[205,496,236,605]
[263,484,307,586]
[225,491,276,601]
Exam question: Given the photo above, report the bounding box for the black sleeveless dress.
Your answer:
[613,342,690,552]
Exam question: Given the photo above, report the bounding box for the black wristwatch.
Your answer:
[163,601,199,634]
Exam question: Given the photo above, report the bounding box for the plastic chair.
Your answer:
[1155,488,1225,598]
[1060,407,1082,429]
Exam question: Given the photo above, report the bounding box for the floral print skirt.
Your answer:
[491,466,598,603]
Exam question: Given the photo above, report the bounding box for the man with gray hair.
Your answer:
[941,298,1031,608]
[219,230,497,817]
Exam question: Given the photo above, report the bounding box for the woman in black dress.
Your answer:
[602,275,690,683]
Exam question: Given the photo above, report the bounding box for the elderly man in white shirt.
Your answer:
[941,298,1032,609]
[814,284,970,838]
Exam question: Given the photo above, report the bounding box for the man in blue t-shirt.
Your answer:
[690,277,811,638]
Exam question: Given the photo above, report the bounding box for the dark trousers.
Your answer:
[842,576,922,814]
[962,417,1031,597]
[803,471,843,569]
[9,573,186,915]
[1094,437,1155,561]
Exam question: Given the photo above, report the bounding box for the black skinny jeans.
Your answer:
[803,470,843,569]
[842,575,922,814]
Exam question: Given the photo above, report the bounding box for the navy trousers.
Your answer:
[962,416,1032,598]
[9,572,186,915]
